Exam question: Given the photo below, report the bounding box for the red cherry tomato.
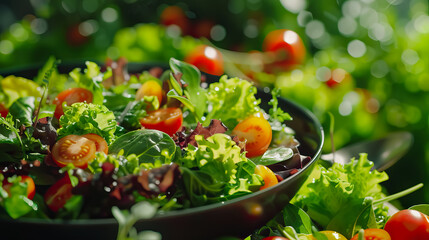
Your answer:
[351,229,391,240]
[263,29,306,72]
[139,108,183,136]
[232,115,272,158]
[51,135,97,169]
[262,237,289,240]
[53,88,93,119]
[191,19,215,39]
[184,45,224,76]
[81,133,108,154]
[0,103,8,118]
[2,175,36,200]
[66,23,88,46]
[384,209,429,240]
[44,175,73,212]
[160,5,190,35]
[255,165,278,190]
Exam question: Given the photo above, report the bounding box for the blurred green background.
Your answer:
[0,0,428,208]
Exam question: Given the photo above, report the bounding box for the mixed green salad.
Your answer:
[0,57,310,224]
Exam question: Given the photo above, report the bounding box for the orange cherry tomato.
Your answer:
[44,175,73,212]
[351,229,391,240]
[51,135,97,168]
[2,175,36,200]
[135,80,163,105]
[311,231,348,240]
[254,165,278,190]
[0,103,8,118]
[184,45,224,76]
[53,88,93,119]
[139,108,183,136]
[263,29,306,72]
[232,115,272,158]
[81,133,108,154]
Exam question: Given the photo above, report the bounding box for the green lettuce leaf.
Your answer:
[206,75,260,129]
[58,102,117,144]
[0,76,42,107]
[291,153,389,236]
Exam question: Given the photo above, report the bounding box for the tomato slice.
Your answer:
[135,80,163,105]
[2,175,36,200]
[0,103,8,118]
[82,133,108,154]
[351,229,391,240]
[53,88,93,119]
[51,135,97,168]
[232,115,272,158]
[44,175,73,212]
[139,108,183,136]
[255,165,278,190]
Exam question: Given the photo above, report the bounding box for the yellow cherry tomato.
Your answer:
[254,165,279,190]
[136,80,163,105]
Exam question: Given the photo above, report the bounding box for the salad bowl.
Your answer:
[0,62,324,240]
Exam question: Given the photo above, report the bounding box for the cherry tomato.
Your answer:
[81,133,108,154]
[2,175,36,200]
[350,229,391,240]
[384,209,429,240]
[139,108,183,136]
[135,80,163,105]
[232,115,272,158]
[262,237,289,240]
[160,5,190,35]
[191,19,215,39]
[184,45,224,76]
[255,165,278,190]
[53,88,93,119]
[0,103,8,118]
[51,134,97,168]
[66,23,88,47]
[44,175,73,212]
[263,29,306,72]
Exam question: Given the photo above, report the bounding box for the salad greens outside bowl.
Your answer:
[0,62,324,240]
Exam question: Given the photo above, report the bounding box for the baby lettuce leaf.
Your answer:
[8,96,35,128]
[0,76,41,107]
[0,115,24,162]
[167,58,207,123]
[109,129,177,168]
[58,102,117,144]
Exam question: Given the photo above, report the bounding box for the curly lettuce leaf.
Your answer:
[179,134,262,206]
[89,152,141,177]
[291,153,389,236]
[206,75,261,128]
[58,102,117,144]
[0,76,42,107]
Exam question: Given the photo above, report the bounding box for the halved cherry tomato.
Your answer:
[384,209,429,240]
[51,135,96,168]
[135,80,163,105]
[263,29,306,72]
[254,165,278,190]
[2,175,36,200]
[44,175,73,212]
[82,133,108,154]
[184,45,224,76]
[351,229,391,240]
[53,88,93,119]
[160,5,190,35]
[0,103,8,118]
[139,108,183,136]
[232,115,272,158]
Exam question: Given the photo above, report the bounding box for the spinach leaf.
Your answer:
[109,129,177,167]
[9,96,35,128]
[282,203,315,235]
[251,147,294,166]
[409,204,429,215]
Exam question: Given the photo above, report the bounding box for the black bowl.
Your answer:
[0,62,324,240]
